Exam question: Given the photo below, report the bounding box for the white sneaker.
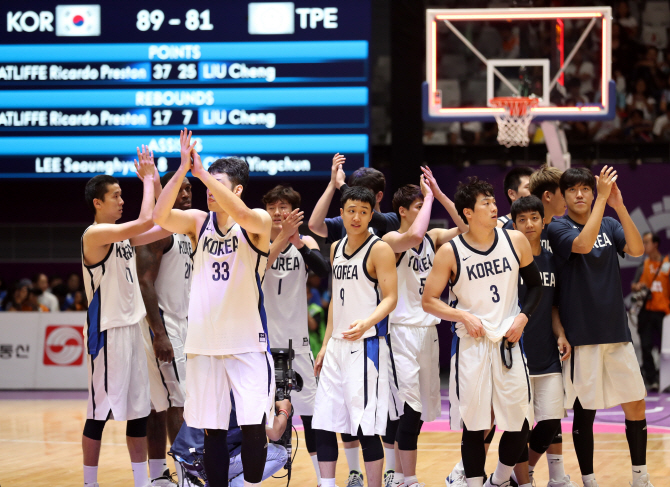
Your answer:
[346,470,365,487]
[151,468,177,486]
[582,480,598,487]
[407,483,425,487]
[446,463,467,487]
[547,475,578,487]
[484,474,511,487]
[631,474,654,487]
[384,469,395,487]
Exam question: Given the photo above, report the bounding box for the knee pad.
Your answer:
[397,404,422,451]
[382,417,399,445]
[301,415,317,453]
[461,426,487,479]
[316,429,339,462]
[126,416,148,438]
[240,422,267,446]
[498,420,530,467]
[484,426,496,444]
[357,431,384,463]
[529,419,561,454]
[517,443,529,463]
[83,418,107,441]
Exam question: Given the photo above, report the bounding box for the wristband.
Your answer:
[338,183,349,193]
[278,409,289,419]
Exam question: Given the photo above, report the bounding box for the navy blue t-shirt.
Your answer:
[519,248,561,375]
[548,215,631,346]
[324,211,400,243]
[502,217,514,230]
[540,224,553,254]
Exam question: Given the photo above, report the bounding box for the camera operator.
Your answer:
[227,396,292,487]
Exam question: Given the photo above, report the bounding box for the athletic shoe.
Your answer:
[484,474,512,487]
[346,469,364,487]
[547,475,578,487]
[445,463,467,487]
[582,480,598,487]
[384,469,395,487]
[406,483,425,487]
[631,474,654,487]
[183,474,205,487]
[150,468,177,486]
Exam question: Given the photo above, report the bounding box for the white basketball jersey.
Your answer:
[332,234,388,340]
[186,212,269,355]
[263,241,310,354]
[448,228,520,341]
[81,226,146,332]
[390,235,440,327]
[154,233,193,320]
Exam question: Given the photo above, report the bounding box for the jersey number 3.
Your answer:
[490,285,500,303]
[212,262,230,281]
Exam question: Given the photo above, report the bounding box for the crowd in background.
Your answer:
[1,273,88,312]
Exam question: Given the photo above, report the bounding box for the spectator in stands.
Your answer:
[63,272,81,310]
[32,273,58,311]
[616,0,639,39]
[3,281,29,311]
[631,232,670,391]
[626,78,656,120]
[67,290,88,311]
[0,277,6,308]
[565,51,596,100]
[623,109,653,142]
[22,288,50,312]
[653,105,670,140]
[50,276,63,290]
[566,77,589,106]
[307,284,326,357]
[590,112,623,142]
[635,46,664,95]
[659,74,670,113]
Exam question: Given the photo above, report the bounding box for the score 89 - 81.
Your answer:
[137,9,214,32]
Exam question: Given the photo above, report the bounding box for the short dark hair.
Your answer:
[32,273,46,284]
[644,231,661,246]
[160,171,176,187]
[503,166,534,204]
[454,176,495,222]
[340,186,375,210]
[348,167,386,196]
[84,175,119,215]
[392,184,423,216]
[262,185,301,210]
[559,167,596,194]
[208,157,249,192]
[511,195,545,223]
[529,165,562,199]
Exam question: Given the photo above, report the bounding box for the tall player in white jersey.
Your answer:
[81,147,171,487]
[154,130,273,487]
[422,177,543,487]
[382,171,466,487]
[261,184,331,486]
[136,171,195,487]
[313,186,398,487]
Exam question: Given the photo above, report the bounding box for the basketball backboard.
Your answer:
[424,6,614,123]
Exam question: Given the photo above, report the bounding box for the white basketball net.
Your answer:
[490,97,539,148]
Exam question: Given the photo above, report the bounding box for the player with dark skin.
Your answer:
[136,175,193,474]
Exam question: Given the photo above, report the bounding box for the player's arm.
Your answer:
[382,175,434,253]
[314,242,338,376]
[505,231,542,342]
[289,233,330,278]
[83,146,158,260]
[606,182,644,257]
[308,154,346,237]
[552,307,571,361]
[267,209,303,268]
[421,165,469,233]
[427,227,462,249]
[342,242,398,341]
[134,148,162,201]
[154,130,205,239]
[421,244,484,337]
[570,166,617,254]
[266,399,291,441]
[136,238,174,363]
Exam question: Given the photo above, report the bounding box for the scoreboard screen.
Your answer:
[0,1,370,178]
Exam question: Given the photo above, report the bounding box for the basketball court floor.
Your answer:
[3,390,669,486]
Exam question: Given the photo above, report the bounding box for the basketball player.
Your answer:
[81,147,171,487]
[136,171,194,487]
[309,153,400,242]
[528,164,566,253]
[313,186,398,487]
[153,129,273,487]
[497,167,533,229]
[509,196,575,487]
[381,175,463,487]
[261,185,330,486]
[548,167,651,487]
[422,177,543,487]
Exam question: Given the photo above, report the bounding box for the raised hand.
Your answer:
[420,174,433,199]
[421,165,444,197]
[595,165,617,201]
[331,153,346,188]
[134,144,156,179]
[179,128,196,172]
[606,181,624,210]
[190,143,207,179]
[279,208,304,241]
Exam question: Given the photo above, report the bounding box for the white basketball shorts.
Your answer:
[449,334,530,432]
[388,324,441,422]
[184,352,275,429]
[564,342,646,410]
[291,351,317,417]
[528,373,565,425]
[313,336,390,436]
[140,312,187,412]
[87,323,151,421]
